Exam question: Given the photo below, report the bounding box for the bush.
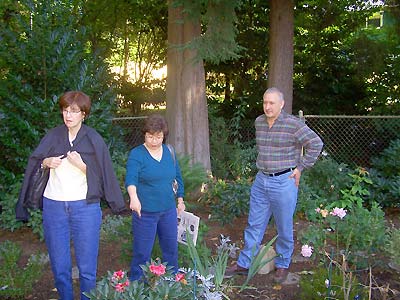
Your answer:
[0,240,46,299]
[385,225,400,267]
[368,138,400,208]
[297,157,352,217]
[200,177,251,225]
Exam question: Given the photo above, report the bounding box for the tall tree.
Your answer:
[166,0,241,171]
[268,0,294,113]
[166,1,210,170]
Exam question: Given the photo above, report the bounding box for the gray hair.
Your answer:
[263,87,284,101]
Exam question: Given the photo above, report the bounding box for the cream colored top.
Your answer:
[43,158,87,201]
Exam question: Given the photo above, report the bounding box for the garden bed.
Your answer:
[1,208,399,300]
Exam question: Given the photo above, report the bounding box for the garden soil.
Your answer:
[1,208,399,300]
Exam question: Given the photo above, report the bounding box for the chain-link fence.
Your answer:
[112,114,400,167]
[301,114,400,167]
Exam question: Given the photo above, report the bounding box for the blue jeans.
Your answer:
[42,198,102,300]
[129,207,178,281]
[237,171,298,269]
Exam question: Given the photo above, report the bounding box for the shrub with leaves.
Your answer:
[201,177,251,225]
[299,203,387,268]
[0,240,45,299]
[368,138,400,208]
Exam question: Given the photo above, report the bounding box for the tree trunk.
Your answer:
[268,0,294,113]
[166,1,211,171]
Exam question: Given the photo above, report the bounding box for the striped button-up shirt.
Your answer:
[255,111,323,173]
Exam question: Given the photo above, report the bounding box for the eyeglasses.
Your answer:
[145,133,164,141]
[62,109,82,115]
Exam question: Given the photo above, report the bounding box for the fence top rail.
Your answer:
[112,116,148,121]
[302,115,400,119]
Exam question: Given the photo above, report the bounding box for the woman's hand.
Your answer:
[130,197,142,217]
[127,185,141,217]
[42,155,64,169]
[177,197,185,215]
[66,151,86,173]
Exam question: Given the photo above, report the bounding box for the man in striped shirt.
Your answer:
[226,87,323,283]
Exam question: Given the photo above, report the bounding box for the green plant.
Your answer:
[368,138,400,208]
[385,225,400,266]
[177,154,208,200]
[299,263,365,300]
[331,168,372,209]
[0,240,45,299]
[85,257,227,300]
[297,157,352,217]
[299,202,387,269]
[240,235,277,291]
[0,178,24,232]
[201,177,251,225]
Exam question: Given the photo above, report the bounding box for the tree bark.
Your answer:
[166,1,211,171]
[268,0,294,113]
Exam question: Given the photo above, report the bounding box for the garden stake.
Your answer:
[193,258,197,300]
[327,247,334,299]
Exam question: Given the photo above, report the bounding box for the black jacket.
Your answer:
[16,124,126,220]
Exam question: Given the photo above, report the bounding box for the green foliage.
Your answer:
[337,203,387,267]
[0,240,45,299]
[173,0,243,64]
[299,265,365,300]
[297,157,352,217]
[299,203,387,269]
[368,138,400,208]
[85,257,226,300]
[332,168,372,209]
[201,178,251,225]
[177,154,208,200]
[240,235,277,291]
[208,108,257,180]
[386,225,400,266]
[0,178,23,232]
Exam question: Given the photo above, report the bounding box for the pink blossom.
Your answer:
[149,264,166,276]
[175,273,185,282]
[301,244,313,257]
[114,283,125,292]
[330,207,347,219]
[112,270,125,280]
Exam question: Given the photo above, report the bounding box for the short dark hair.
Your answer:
[59,91,91,117]
[142,114,169,140]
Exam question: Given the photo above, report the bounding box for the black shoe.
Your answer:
[224,264,248,278]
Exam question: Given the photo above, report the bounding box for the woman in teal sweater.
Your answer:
[125,114,185,281]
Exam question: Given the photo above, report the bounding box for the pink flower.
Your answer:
[301,244,313,257]
[112,270,125,281]
[175,273,185,282]
[114,283,125,292]
[330,207,347,219]
[149,263,166,276]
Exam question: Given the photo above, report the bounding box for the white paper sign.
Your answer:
[177,211,200,246]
